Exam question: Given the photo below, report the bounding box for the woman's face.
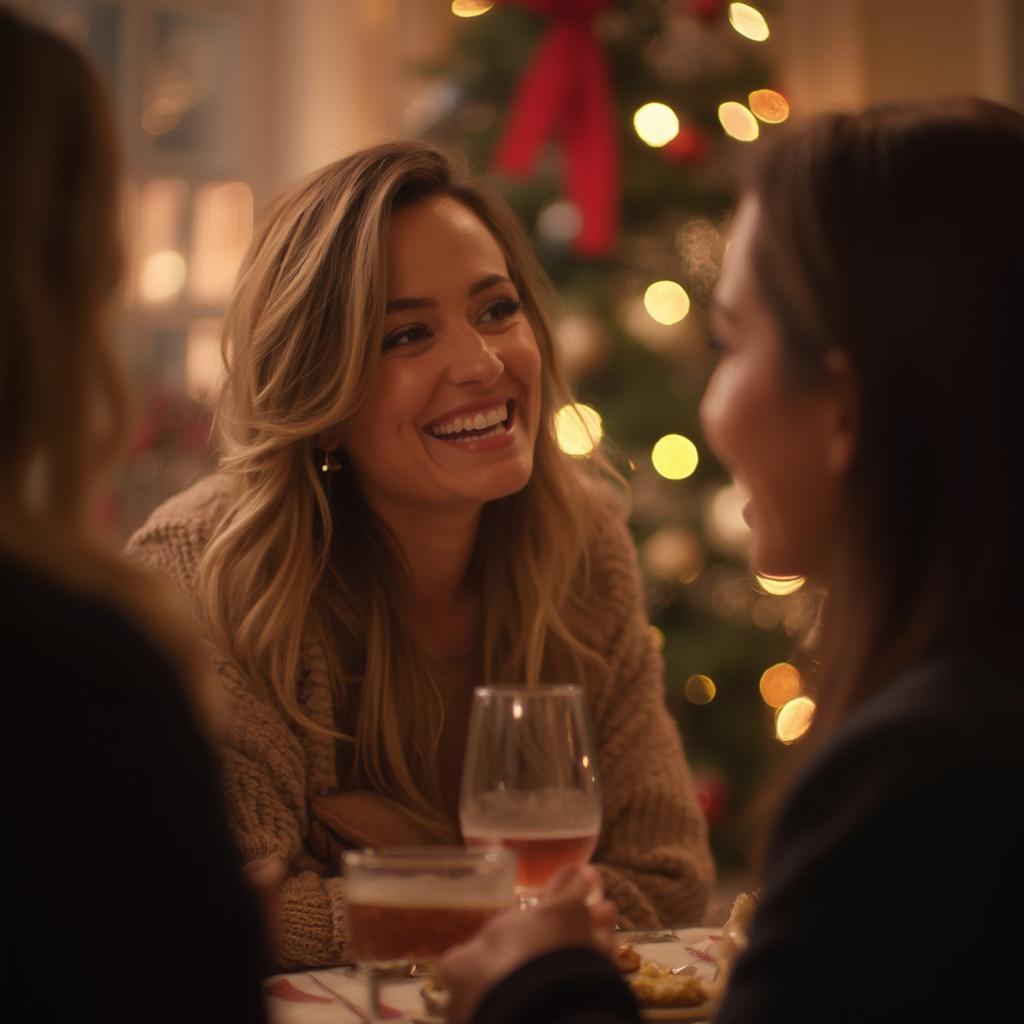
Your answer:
[699,197,854,580]
[338,194,542,515]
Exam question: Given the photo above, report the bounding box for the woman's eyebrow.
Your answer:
[385,274,512,313]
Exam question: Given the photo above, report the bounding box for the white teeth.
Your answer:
[429,401,508,438]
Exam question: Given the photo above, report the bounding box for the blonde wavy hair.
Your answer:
[202,141,617,837]
[0,9,201,689]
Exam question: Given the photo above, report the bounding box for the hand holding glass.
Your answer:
[460,685,602,906]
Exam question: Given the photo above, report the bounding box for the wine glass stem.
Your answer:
[366,966,384,1024]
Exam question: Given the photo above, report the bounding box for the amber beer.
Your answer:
[464,828,598,890]
[343,849,517,969]
[347,889,506,962]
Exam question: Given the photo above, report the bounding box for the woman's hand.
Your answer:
[438,864,618,1024]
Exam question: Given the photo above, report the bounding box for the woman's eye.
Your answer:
[480,297,521,324]
[382,324,431,352]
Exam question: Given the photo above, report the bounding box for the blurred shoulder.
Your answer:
[124,473,232,589]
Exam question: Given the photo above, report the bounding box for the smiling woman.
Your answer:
[125,141,713,970]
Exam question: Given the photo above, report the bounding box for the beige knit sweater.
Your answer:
[127,475,713,969]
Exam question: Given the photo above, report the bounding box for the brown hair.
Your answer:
[748,98,1024,743]
[0,8,204,695]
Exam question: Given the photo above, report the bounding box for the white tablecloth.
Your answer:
[266,927,722,1023]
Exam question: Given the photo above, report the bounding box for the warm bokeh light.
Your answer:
[536,200,582,244]
[189,181,253,304]
[643,280,691,325]
[776,696,815,743]
[748,89,790,124]
[140,250,186,303]
[759,662,801,708]
[651,434,699,480]
[134,178,188,304]
[718,101,760,142]
[554,403,603,457]
[633,102,680,148]
[728,3,770,42]
[685,674,717,705]
[706,482,751,554]
[451,0,493,17]
[756,574,805,596]
[642,528,702,583]
[650,626,666,651]
[186,318,225,404]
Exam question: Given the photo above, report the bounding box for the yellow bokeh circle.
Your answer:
[728,3,770,42]
[554,403,603,457]
[685,674,717,705]
[759,662,801,708]
[775,696,816,743]
[633,102,680,148]
[651,434,699,480]
[718,101,760,142]
[643,280,691,325]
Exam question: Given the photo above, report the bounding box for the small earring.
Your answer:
[319,449,342,474]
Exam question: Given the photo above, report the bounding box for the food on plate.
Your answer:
[420,973,449,1017]
[613,941,643,973]
[628,962,709,1008]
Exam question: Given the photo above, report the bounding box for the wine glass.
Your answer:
[343,847,516,1022]
[460,685,602,907]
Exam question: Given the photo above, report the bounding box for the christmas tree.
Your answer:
[422,0,810,867]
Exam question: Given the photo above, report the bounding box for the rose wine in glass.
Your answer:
[344,847,516,1022]
[460,685,601,906]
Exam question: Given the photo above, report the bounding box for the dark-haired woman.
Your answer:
[437,97,1024,1024]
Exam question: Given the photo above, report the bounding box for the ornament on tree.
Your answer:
[491,0,619,255]
[683,0,726,23]
[693,765,729,828]
[659,123,711,164]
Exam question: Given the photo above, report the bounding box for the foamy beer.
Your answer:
[344,848,517,965]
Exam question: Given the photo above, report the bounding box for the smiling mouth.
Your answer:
[425,400,516,444]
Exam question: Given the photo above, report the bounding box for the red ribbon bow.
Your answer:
[492,0,619,256]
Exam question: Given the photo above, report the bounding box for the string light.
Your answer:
[775,696,815,743]
[451,1,493,17]
[554,403,603,457]
[643,280,691,325]
[651,434,699,480]
[728,3,770,42]
[756,574,805,596]
[685,674,717,705]
[759,663,801,708]
[633,102,680,148]
[748,89,790,124]
[718,101,760,142]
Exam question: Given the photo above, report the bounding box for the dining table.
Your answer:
[265,926,723,1024]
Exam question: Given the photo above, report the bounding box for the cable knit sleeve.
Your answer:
[584,501,714,929]
[125,477,349,969]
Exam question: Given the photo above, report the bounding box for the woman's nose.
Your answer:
[446,327,504,386]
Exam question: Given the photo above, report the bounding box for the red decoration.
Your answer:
[685,0,726,21]
[660,124,711,164]
[694,765,729,827]
[492,0,619,255]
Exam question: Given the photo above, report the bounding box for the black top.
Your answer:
[471,655,1024,1024]
[1,553,268,1023]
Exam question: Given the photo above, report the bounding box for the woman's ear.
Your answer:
[821,347,858,475]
